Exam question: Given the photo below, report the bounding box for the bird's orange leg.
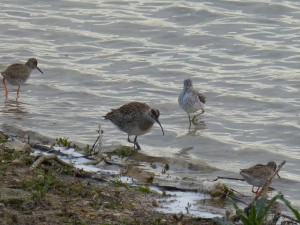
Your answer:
[252,186,260,195]
[2,78,8,98]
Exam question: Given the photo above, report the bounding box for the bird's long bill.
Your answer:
[153,117,165,136]
[277,173,281,179]
[37,66,44,76]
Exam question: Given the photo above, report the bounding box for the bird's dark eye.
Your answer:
[151,109,160,118]
[151,109,156,116]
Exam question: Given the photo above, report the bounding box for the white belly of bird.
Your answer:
[128,125,153,136]
[180,94,204,114]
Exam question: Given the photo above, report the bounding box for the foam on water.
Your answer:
[153,187,223,218]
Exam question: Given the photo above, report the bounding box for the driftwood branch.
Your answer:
[31,154,73,169]
[31,143,97,160]
[91,124,103,153]
[31,141,126,169]
[103,159,127,168]
[30,155,109,183]
[254,160,286,201]
[212,176,244,182]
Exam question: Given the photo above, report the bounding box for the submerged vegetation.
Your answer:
[214,194,300,225]
[106,146,137,158]
[55,137,92,155]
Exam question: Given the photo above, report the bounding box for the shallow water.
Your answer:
[33,145,222,217]
[1,0,300,210]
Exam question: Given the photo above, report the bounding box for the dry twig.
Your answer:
[212,176,244,182]
[31,154,73,169]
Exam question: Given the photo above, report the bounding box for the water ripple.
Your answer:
[1,0,300,207]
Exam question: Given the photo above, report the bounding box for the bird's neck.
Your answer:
[184,86,193,93]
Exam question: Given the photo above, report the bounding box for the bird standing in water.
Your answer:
[1,58,43,99]
[178,78,206,130]
[104,101,165,150]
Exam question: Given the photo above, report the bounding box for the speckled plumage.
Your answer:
[178,78,206,129]
[1,58,43,98]
[104,102,164,150]
[240,161,278,194]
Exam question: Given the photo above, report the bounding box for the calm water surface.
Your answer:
[1,0,300,209]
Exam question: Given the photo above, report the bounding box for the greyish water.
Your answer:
[1,0,300,210]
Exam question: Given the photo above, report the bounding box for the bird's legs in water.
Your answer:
[191,109,205,124]
[2,78,8,98]
[127,135,141,150]
[188,115,192,131]
[16,85,21,99]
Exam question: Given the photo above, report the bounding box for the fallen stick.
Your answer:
[103,159,127,168]
[212,176,244,182]
[31,143,97,160]
[30,143,65,156]
[91,124,103,153]
[31,154,73,169]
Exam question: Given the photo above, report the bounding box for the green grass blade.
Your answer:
[279,194,300,222]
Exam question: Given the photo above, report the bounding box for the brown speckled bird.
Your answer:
[1,58,43,98]
[240,161,280,194]
[104,102,165,150]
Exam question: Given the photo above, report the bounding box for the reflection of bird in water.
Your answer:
[240,161,280,195]
[178,78,206,130]
[187,120,206,135]
[2,99,29,113]
[104,101,165,150]
[1,58,43,99]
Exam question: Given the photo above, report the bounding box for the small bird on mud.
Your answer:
[240,161,280,195]
[178,78,206,130]
[1,58,43,99]
[104,101,165,150]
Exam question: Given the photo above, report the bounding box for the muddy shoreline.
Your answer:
[0,128,217,225]
[1,125,299,225]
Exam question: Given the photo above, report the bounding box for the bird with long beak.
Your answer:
[1,58,43,99]
[104,101,165,150]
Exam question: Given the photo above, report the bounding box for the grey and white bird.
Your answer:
[104,101,165,150]
[178,78,206,129]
